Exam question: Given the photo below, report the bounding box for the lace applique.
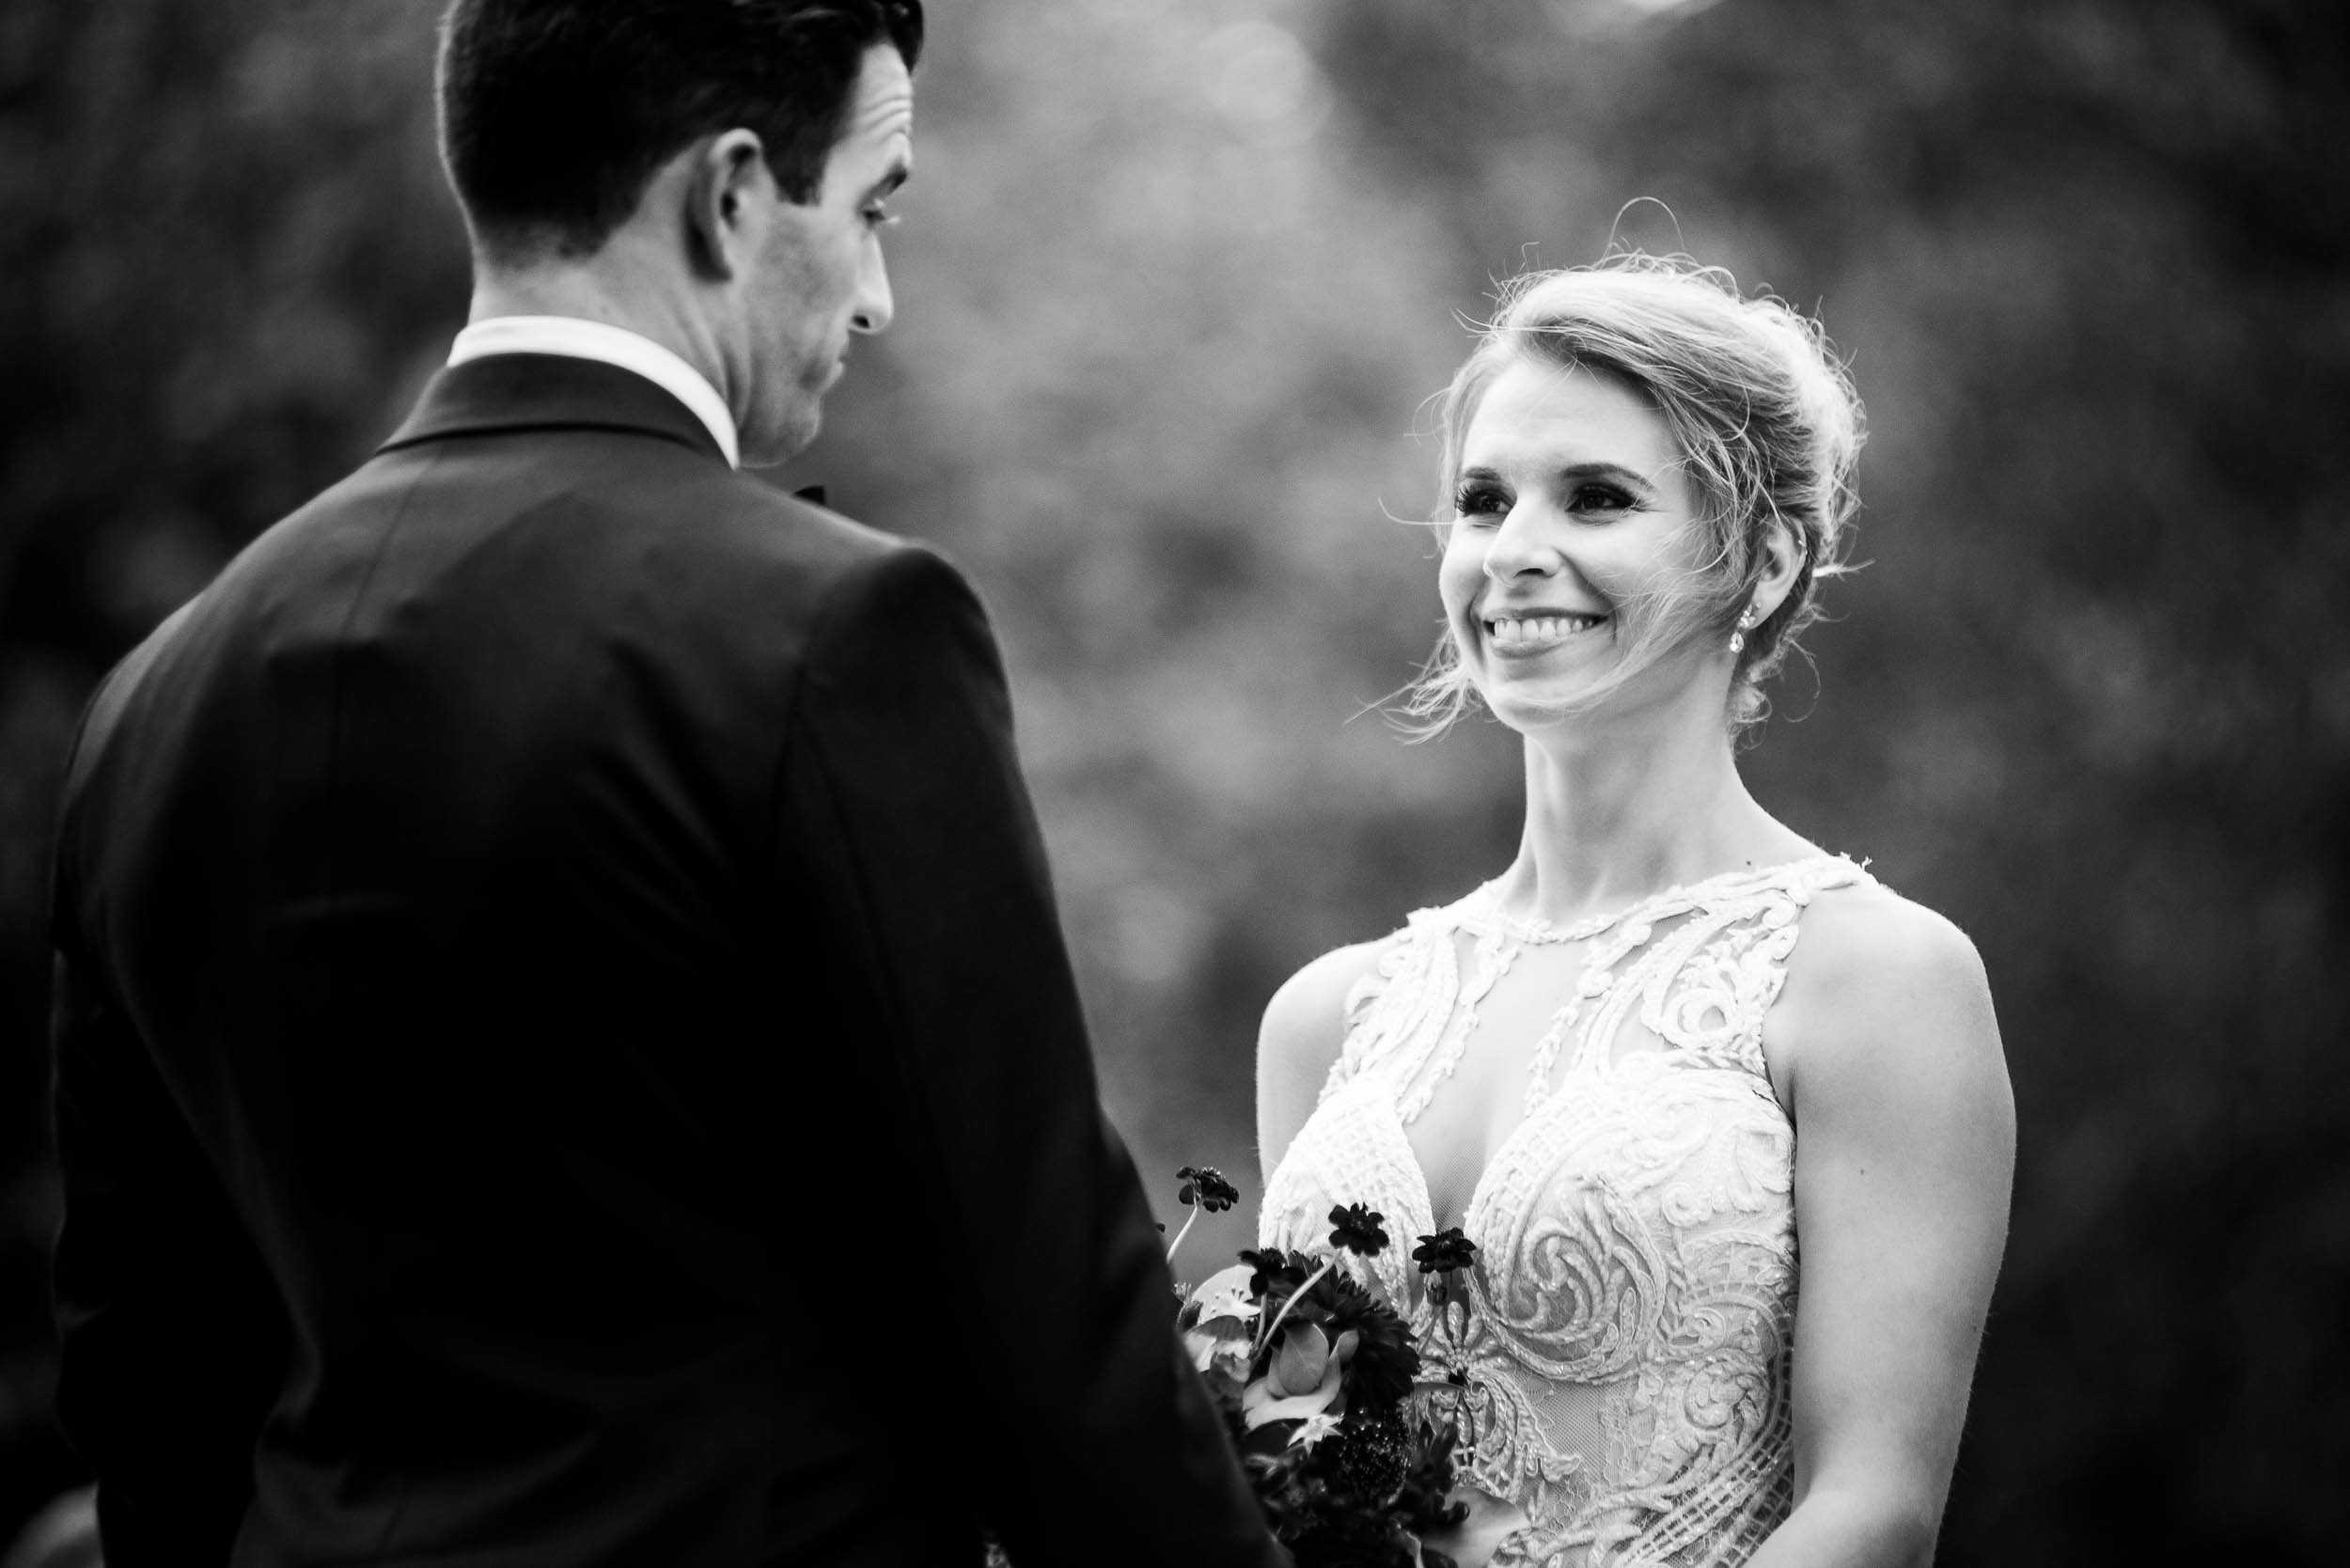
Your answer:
[1263,856,1869,1568]
[1316,909,1454,1106]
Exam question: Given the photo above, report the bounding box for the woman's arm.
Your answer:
[1749,890,2016,1568]
[1255,941,1384,1186]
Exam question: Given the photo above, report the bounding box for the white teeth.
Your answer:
[1486,612,1605,649]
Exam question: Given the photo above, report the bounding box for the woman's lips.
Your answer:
[1482,611,1609,653]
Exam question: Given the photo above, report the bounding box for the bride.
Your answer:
[1257,254,2013,1568]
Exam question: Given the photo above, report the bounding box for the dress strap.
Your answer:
[1314,904,1463,1107]
[1535,855,1872,1101]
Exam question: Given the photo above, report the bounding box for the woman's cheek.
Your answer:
[1438,540,1483,626]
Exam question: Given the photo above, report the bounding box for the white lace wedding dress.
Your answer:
[1260,856,1870,1568]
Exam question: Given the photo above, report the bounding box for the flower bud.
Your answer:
[1267,1322,1330,1398]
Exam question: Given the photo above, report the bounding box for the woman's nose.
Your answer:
[1482,503,1560,582]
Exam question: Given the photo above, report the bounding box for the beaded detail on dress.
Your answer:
[1260,856,1870,1568]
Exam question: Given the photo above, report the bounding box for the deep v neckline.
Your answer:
[1389,1090,1517,1241]
[1394,854,1854,1233]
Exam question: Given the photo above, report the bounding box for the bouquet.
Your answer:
[1168,1168,1479,1568]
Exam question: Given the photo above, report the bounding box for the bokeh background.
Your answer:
[3,0,2344,1559]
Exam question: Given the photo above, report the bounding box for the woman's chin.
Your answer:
[1476,675,1599,733]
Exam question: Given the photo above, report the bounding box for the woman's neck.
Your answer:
[1494,693,1810,926]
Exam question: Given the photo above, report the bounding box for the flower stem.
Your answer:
[1165,1207,1200,1266]
[1254,1257,1335,1354]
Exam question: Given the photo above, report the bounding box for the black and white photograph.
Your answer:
[0,1,2342,1564]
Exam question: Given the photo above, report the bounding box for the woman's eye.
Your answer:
[1455,484,1511,521]
[1569,483,1637,513]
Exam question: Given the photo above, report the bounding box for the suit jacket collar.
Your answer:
[379,353,730,466]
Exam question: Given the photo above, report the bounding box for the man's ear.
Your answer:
[684,129,771,282]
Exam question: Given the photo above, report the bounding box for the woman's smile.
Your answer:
[1482,610,1610,655]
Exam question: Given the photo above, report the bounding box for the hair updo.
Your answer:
[1402,251,1866,734]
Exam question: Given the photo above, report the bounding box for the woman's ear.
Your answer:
[684,129,771,281]
[1750,514,1805,624]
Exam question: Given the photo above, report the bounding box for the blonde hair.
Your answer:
[1400,251,1865,735]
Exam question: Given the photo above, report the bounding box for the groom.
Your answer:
[47,3,1281,1564]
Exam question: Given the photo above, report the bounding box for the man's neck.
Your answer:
[467,248,729,412]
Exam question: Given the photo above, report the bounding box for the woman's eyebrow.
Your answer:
[1551,461,1655,493]
[1458,459,1656,494]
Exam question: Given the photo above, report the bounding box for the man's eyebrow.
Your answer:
[865,160,910,201]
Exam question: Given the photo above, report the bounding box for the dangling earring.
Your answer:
[1729,604,1759,654]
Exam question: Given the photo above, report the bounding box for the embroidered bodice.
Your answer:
[1260,856,1871,1568]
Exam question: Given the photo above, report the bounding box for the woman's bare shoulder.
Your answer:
[1256,935,1397,1179]
[1775,873,2006,1111]
[1259,937,1394,1072]
[1796,874,1987,982]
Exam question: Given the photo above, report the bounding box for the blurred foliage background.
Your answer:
[2,0,2344,1559]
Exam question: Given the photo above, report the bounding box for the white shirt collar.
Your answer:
[447,316,741,468]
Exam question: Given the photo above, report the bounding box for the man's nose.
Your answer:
[851,250,894,336]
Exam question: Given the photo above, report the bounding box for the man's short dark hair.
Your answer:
[438,0,924,260]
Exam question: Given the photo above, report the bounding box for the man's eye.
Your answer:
[862,203,900,229]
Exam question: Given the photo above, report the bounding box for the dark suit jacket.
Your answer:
[48,353,1281,1567]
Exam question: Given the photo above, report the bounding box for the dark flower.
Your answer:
[1178,1165,1241,1213]
[1390,1418,1472,1538]
[1240,1246,1308,1299]
[1327,1203,1389,1257]
[1313,1272,1418,1411]
[1320,1406,1414,1504]
[1411,1228,1479,1277]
